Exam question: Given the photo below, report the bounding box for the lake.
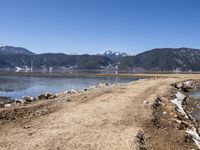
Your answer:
[0,74,139,99]
[189,90,200,99]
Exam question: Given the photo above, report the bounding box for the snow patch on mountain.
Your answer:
[100,50,130,59]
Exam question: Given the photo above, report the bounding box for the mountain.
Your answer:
[118,48,200,71]
[0,46,200,72]
[100,50,128,59]
[32,53,111,69]
[0,53,111,70]
[0,46,35,55]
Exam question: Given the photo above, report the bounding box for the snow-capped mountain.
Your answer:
[1,46,200,72]
[100,50,128,59]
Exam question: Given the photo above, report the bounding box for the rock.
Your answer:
[181,87,189,92]
[23,96,34,103]
[143,101,149,104]
[175,80,194,92]
[89,86,96,89]
[0,103,4,108]
[98,83,104,87]
[15,99,22,103]
[136,131,146,149]
[71,89,78,93]
[84,88,87,91]
[33,97,39,101]
[23,126,31,129]
[66,97,71,102]
[136,131,145,144]
[45,92,54,99]
[183,80,193,88]
[66,91,71,94]
[177,121,190,130]
[163,111,167,115]
[152,98,162,108]
[65,89,78,94]
[37,94,47,100]
[4,103,12,108]
[184,134,193,143]
[50,95,57,99]
[176,83,183,89]
[98,83,109,87]
[0,96,12,105]
[174,114,178,118]
[37,93,57,100]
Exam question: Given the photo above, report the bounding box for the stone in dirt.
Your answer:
[4,104,12,108]
[23,96,35,103]
[0,103,4,108]
[71,89,78,93]
[46,92,53,97]
[183,80,193,88]
[37,94,47,100]
[174,80,194,92]
[98,83,110,87]
[15,99,22,103]
[66,91,71,94]
[136,131,147,150]
[0,96,12,104]
[152,98,162,108]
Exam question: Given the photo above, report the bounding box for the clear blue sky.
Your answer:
[0,0,200,54]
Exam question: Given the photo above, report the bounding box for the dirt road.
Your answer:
[0,77,181,150]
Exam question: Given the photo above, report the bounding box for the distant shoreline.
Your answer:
[0,70,198,78]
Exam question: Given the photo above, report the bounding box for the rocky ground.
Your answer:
[0,74,200,150]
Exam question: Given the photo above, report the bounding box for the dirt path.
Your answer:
[0,78,179,150]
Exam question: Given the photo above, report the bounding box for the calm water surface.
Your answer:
[0,75,138,99]
[190,90,200,98]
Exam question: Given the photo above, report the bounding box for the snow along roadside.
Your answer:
[171,91,200,149]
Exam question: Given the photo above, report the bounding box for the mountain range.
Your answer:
[0,46,200,72]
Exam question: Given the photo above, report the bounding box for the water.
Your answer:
[189,83,200,98]
[189,91,200,98]
[0,75,138,99]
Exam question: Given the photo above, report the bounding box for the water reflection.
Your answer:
[0,77,32,92]
[0,75,137,99]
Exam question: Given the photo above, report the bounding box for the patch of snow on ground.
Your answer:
[186,127,200,149]
[171,92,188,118]
[171,89,200,148]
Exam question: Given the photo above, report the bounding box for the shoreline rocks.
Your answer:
[0,96,13,108]
[0,92,58,108]
[172,80,196,92]
[23,96,35,103]
[0,82,111,109]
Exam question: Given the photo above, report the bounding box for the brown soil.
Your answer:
[0,74,200,150]
[143,89,197,150]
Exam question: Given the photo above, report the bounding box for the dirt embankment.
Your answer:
[0,74,200,150]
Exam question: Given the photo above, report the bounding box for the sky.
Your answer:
[0,0,200,54]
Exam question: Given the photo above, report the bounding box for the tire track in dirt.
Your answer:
[0,78,177,150]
